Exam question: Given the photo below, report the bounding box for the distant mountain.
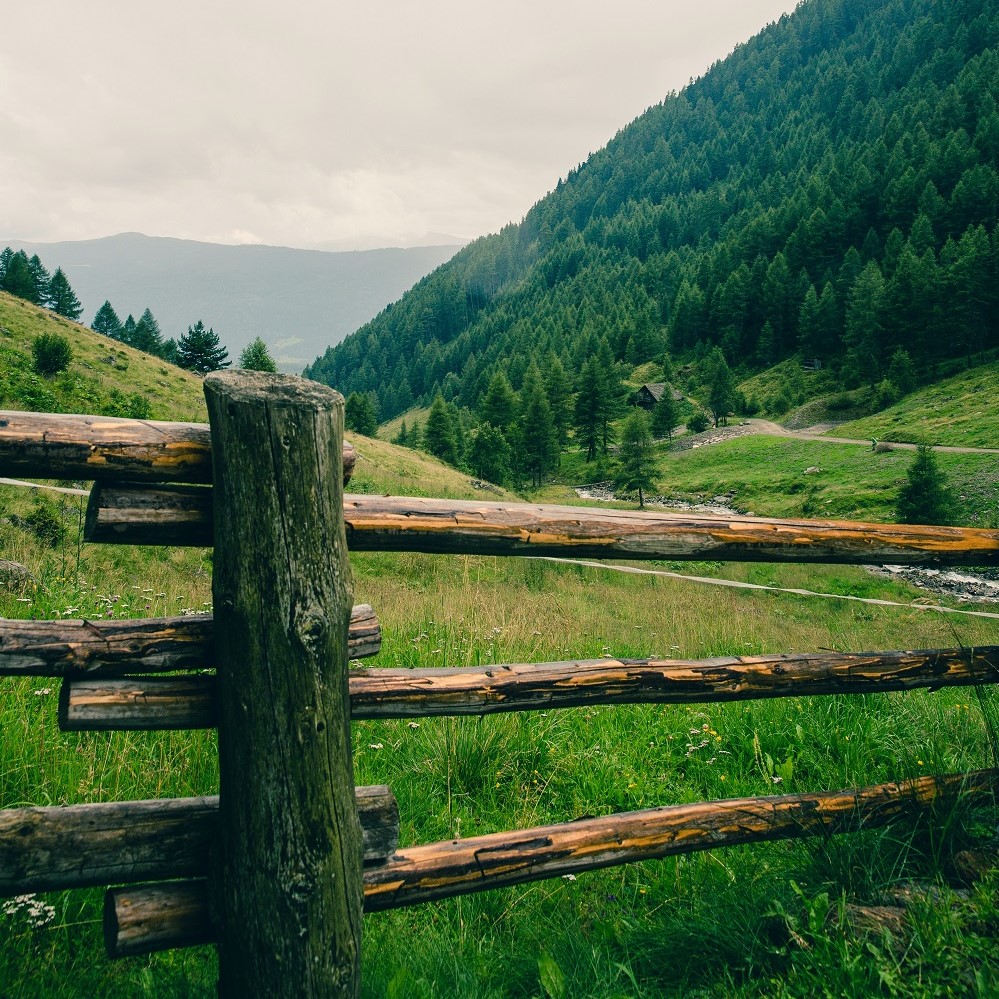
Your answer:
[307,0,999,421]
[1,233,462,372]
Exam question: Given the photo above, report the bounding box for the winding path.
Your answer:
[673,418,999,455]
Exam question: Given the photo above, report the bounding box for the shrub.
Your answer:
[31,333,72,376]
[23,498,67,547]
[686,411,709,433]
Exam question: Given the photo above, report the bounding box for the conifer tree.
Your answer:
[478,370,518,432]
[92,301,123,339]
[239,336,278,372]
[615,410,659,508]
[651,392,679,441]
[467,424,511,485]
[897,446,953,526]
[132,309,164,355]
[46,268,83,320]
[423,393,461,466]
[345,392,378,436]
[177,320,230,374]
[519,363,558,487]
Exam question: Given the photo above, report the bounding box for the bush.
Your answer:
[31,333,72,376]
[686,411,709,433]
[22,498,67,547]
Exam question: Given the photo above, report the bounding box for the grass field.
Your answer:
[831,360,999,449]
[2,312,998,996]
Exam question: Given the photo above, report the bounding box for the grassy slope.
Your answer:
[2,329,998,996]
[831,359,999,448]
[0,292,208,422]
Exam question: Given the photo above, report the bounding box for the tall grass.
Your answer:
[2,491,998,995]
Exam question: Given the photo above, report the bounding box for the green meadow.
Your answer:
[2,296,998,996]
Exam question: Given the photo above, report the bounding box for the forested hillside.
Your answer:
[306,0,999,425]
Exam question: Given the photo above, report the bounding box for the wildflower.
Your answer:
[562,874,577,881]
[407,722,420,729]
[33,688,52,697]
[368,743,384,750]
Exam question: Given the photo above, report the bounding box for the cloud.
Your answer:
[1,1,796,248]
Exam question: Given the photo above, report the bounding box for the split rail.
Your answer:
[1,372,998,996]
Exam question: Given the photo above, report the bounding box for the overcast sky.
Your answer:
[1,1,797,251]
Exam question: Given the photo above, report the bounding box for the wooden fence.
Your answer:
[1,372,998,997]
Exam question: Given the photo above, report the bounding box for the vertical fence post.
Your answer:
[204,371,362,997]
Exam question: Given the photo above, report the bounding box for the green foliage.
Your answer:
[897,445,954,525]
[20,497,67,547]
[615,409,659,506]
[651,392,679,440]
[238,336,277,372]
[467,423,511,484]
[177,320,230,375]
[519,363,558,487]
[686,410,709,433]
[31,332,72,376]
[701,347,737,426]
[91,300,123,339]
[345,391,379,436]
[422,392,462,466]
[305,0,999,425]
[46,268,82,320]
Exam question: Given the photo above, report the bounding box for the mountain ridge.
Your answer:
[1,232,462,372]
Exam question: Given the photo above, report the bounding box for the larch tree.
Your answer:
[615,409,659,508]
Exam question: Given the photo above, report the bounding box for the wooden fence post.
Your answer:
[203,371,362,997]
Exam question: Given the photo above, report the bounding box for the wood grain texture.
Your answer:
[101,769,999,957]
[84,487,999,566]
[0,786,399,895]
[0,409,355,484]
[58,646,999,731]
[205,370,362,997]
[0,604,380,677]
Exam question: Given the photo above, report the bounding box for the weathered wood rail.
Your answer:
[85,483,999,564]
[56,645,999,730]
[0,409,356,485]
[101,770,999,955]
[3,387,998,998]
[0,604,381,676]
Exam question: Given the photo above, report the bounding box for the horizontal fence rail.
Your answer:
[0,604,381,677]
[85,486,999,565]
[0,410,355,485]
[101,769,999,956]
[0,786,399,896]
[56,646,999,730]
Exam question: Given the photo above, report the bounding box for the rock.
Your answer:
[0,560,34,591]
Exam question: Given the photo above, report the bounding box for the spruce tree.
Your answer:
[467,424,511,485]
[345,392,378,436]
[519,363,558,487]
[132,309,164,355]
[897,446,953,526]
[177,320,230,374]
[92,301,123,339]
[651,392,679,441]
[239,336,278,372]
[46,268,83,320]
[615,410,659,508]
[423,393,460,466]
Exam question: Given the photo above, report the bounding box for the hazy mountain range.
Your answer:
[1,232,463,371]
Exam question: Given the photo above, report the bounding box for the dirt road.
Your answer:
[673,418,999,455]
